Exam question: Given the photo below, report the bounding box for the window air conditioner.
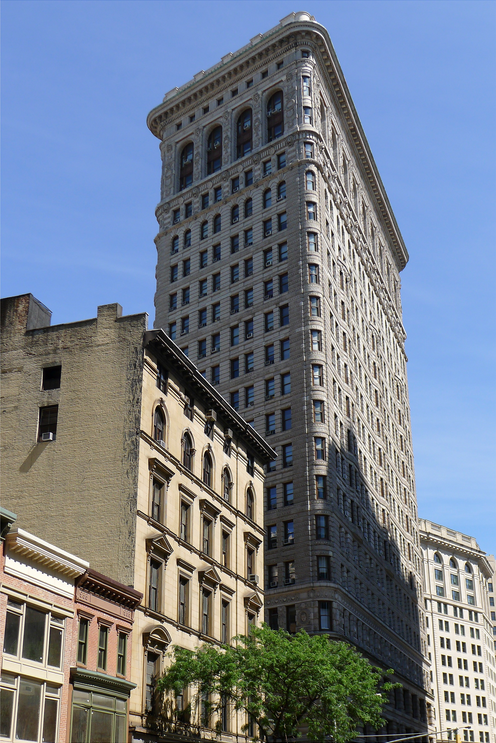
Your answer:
[230,309,239,315]
[157,439,166,448]
[265,229,272,237]
[284,578,295,586]
[225,428,233,439]
[41,432,54,442]
[180,330,188,336]
[269,581,278,588]
[211,348,219,354]
[246,332,253,339]
[232,185,239,193]
[249,574,259,584]
[199,322,207,327]
[206,409,217,422]
[283,538,294,546]
[265,360,274,366]
[277,195,285,201]
[265,259,273,267]
[232,217,239,223]
[266,430,275,436]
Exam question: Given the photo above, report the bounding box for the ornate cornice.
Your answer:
[6,528,88,579]
[77,568,142,610]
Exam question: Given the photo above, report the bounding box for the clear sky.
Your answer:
[2,1,495,555]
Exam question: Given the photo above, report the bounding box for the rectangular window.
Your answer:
[117,632,127,676]
[245,386,254,407]
[316,475,326,499]
[283,482,294,506]
[245,289,253,308]
[280,305,289,326]
[316,515,328,539]
[180,502,190,542]
[285,561,295,585]
[280,338,290,360]
[268,608,278,630]
[244,353,254,373]
[42,365,61,390]
[282,408,292,431]
[38,405,58,441]
[281,372,291,395]
[267,485,277,510]
[277,152,286,169]
[282,443,293,468]
[319,601,331,630]
[284,520,294,545]
[3,600,64,669]
[317,556,330,581]
[221,600,230,644]
[278,212,287,231]
[179,576,190,625]
[77,617,88,665]
[98,625,108,670]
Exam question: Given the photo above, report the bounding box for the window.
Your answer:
[284,482,294,506]
[183,258,191,277]
[117,632,127,676]
[1,676,62,743]
[277,181,286,201]
[280,338,290,360]
[98,624,109,669]
[77,616,89,664]
[307,232,317,251]
[307,202,317,220]
[282,443,293,468]
[263,189,272,208]
[312,364,323,386]
[199,250,208,269]
[282,408,292,431]
[435,569,443,581]
[245,169,253,186]
[245,289,253,308]
[303,107,312,124]
[198,339,207,359]
[280,305,289,326]
[181,316,189,335]
[319,602,331,630]
[4,599,65,671]
[153,408,165,443]
[244,258,253,278]
[169,293,177,311]
[281,372,291,395]
[212,303,220,322]
[265,413,276,436]
[221,600,230,644]
[202,193,209,209]
[213,214,221,234]
[237,109,252,158]
[179,142,194,190]
[265,311,274,332]
[277,152,286,169]
[306,171,316,190]
[263,159,272,176]
[316,475,326,499]
[246,547,255,578]
[318,556,330,581]
[311,329,322,351]
[245,228,253,247]
[245,385,254,407]
[169,322,177,340]
[202,589,212,636]
[231,294,239,314]
[313,400,324,423]
[286,605,296,633]
[316,515,328,539]
[264,279,274,299]
[214,186,222,202]
[202,452,213,488]
[178,575,190,627]
[201,221,208,239]
[284,520,294,545]
[42,365,61,390]
[207,126,222,174]
[185,201,193,217]
[38,405,58,441]
[211,366,220,386]
[212,273,220,293]
[230,391,239,410]
[246,488,254,519]
[172,208,180,225]
[267,91,284,141]
[199,308,207,327]
[279,273,289,294]
[202,515,212,555]
[265,378,275,399]
[184,229,192,248]
[151,478,165,522]
[231,326,239,347]
[222,469,232,502]
[182,432,194,470]
[278,212,287,231]
[267,485,277,510]
[309,264,319,283]
[265,344,275,365]
[245,352,254,373]
[304,141,313,158]
[244,198,253,218]
[285,561,295,585]
[182,287,190,306]
[302,75,311,96]
[231,264,239,283]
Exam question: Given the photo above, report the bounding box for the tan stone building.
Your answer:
[0,294,275,742]
[420,520,496,743]
[147,10,429,738]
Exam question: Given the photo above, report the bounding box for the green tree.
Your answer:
[158,625,393,743]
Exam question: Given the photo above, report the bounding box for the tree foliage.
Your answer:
[158,625,393,743]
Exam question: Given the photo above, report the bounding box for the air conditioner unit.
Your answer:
[180,330,188,336]
[249,574,259,584]
[265,360,274,366]
[277,195,285,202]
[157,439,166,448]
[225,428,233,439]
[284,578,295,586]
[264,294,273,301]
[199,352,206,359]
[283,538,294,546]
[246,332,253,339]
[206,409,217,422]
[245,241,253,247]
[232,217,239,223]
[265,259,273,267]
[265,394,274,401]
[247,401,254,407]
[41,432,54,442]
[265,229,272,237]
[211,348,219,354]
[199,322,207,327]
[232,185,239,193]
[230,309,239,315]
[266,430,275,436]
[269,581,278,588]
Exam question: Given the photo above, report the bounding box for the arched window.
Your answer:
[200,221,208,240]
[222,468,232,502]
[267,91,284,142]
[449,557,458,569]
[179,143,194,191]
[184,230,191,248]
[434,552,442,564]
[182,432,193,471]
[213,214,221,234]
[153,408,165,443]
[465,562,472,573]
[331,128,338,163]
[207,126,222,174]
[231,205,239,224]
[277,181,286,201]
[246,488,254,520]
[244,198,253,218]
[202,452,213,488]
[237,109,252,159]
[263,189,272,209]
[306,171,316,190]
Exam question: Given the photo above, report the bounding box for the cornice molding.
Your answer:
[6,528,88,579]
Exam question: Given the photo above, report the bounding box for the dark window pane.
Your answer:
[43,697,58,743]
[22,606,46,662]
[71,707,89,743]
[91,710,114,743]
[3,611,20,655]
[0,688,14,738]
[16,679,41,741]
[48,626,62,667]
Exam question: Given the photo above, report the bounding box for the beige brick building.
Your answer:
[420,520,496,743]
[0,294,275,742]
[147,10,429,738]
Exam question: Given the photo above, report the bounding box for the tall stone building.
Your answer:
[420,520,496,743]
[0,294,275,742]
[148,10,430,737]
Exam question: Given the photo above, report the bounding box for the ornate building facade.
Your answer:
[148,11,430,737]
[420,520,496,743]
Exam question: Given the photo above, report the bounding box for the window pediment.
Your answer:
[148,458,174,481]
[146,535,173,560]
[199,566,221,588]
[200,499,221,520]
[244,591,263,612]
[244,531,262,549]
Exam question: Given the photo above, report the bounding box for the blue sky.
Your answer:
[2,1,495,554]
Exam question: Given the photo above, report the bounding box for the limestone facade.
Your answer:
[420,520,496,743]
[148,10,428,737]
